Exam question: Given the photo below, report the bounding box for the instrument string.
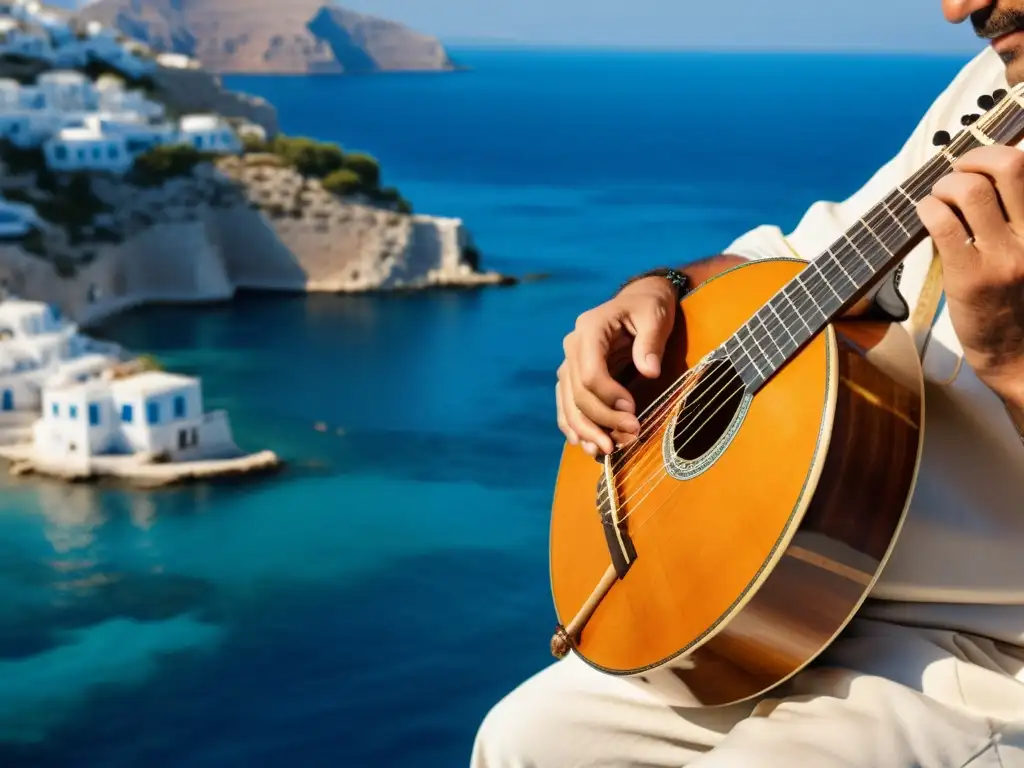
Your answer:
[604,127,961,471]
[592,104,1019,517]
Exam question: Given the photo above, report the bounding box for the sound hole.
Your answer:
[672,359,746,461]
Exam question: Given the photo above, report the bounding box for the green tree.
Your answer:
[343,152,380,188]
[322,168,363,196]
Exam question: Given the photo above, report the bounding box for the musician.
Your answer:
[471,1,1024,766]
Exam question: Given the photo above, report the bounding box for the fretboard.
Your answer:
[725,83,1024,390]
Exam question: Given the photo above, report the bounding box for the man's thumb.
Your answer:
[631,302,673,378]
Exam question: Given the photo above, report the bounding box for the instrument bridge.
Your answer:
[596,456,637,579]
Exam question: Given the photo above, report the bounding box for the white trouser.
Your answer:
[471,618,1024,767]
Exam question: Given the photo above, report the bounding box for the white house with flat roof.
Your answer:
[97,87,164,120]
[0,17,54,63]
[81,32,154,81]
[0,77,20,109]
[34,370,236,461]
[0,298,123,413]
[155,52,197,70]
[179,114,242,154]
[37,70,93,112]
[84,112,176,152]
[43,125,132,173]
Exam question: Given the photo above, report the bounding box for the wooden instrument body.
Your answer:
[548,258,925,707]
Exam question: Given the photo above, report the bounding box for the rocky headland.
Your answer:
[79,0,458,75]
[0,135,512,328]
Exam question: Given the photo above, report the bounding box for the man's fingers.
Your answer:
[555,378,579,445]
[561,359,615,455]
[627,298,675,378]
[930,172,1010,249]
[917,193,981,279]
[954,146,1024,230]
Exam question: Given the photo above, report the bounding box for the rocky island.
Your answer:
[79,0,458,75]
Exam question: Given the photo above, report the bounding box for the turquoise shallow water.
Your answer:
[0,48,976,766]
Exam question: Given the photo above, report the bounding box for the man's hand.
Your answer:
[556,276,677,456]
[916,145,1024,413]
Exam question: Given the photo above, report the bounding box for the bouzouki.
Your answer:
[548,83,1024,708]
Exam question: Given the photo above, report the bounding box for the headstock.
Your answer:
[933,88,1009,147]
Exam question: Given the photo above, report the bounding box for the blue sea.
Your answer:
[0,49,976,766]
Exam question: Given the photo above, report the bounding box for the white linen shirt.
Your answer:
[723,47,1024,636]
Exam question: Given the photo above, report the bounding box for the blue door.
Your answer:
[2,390,12,411]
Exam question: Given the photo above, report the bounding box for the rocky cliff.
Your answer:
[0,160,508,328]
[151,66,279,136]
[79,0,457,75]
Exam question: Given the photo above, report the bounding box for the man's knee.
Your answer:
[470,665,581,768]
[470,687,551,768]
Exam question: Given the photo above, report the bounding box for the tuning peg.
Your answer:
[961,113,981,125]
[932,130,951,146]
[978,94,995,110]
[994,88,1008,101]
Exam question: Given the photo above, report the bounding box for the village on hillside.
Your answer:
[0,0,279,487]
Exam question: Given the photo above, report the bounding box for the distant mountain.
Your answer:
[77,0,457,75]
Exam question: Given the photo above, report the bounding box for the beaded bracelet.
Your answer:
[618,267,689,301]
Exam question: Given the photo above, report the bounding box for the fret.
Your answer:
[875,192,918,241]
[968,123,995,146]
[843,232,875,271]
[794,272,830,320]
[764,301,798,349]
[880,200,911,237]
[810,259,843,300]
[857,217,891,257]
[751,308,792,360]
[894,185,916,206]
[821,249,857,291]
[780,283,812,332]
[725,333,764,384]
[722,84,1024,393]
[738,318,779,368]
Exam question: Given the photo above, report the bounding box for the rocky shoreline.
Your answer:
[0,151,517,329]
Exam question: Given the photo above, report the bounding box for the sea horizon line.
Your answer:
[439,40,984,59]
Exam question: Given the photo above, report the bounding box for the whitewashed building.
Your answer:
[34,371,236,460]
[0,17,54,63]
[37,70,93,112]
[79,27,155,81]
[84,112,176,152]
[0,77,20,109]
[34,10,73,47]
[155,52,198,70]
[43,125,132,173]
[0,299,122,413]
[97,85,165,120]
[179,114,242,154]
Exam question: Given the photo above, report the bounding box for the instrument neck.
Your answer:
[725,87,1024,391]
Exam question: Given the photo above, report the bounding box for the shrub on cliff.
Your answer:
[322,169,363,196]
[343,152,380,188]
[269,136,344,178]
[242,134,267,153]
[131,145,217,187]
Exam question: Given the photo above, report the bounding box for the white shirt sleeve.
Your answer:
[722,49,1006,280]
